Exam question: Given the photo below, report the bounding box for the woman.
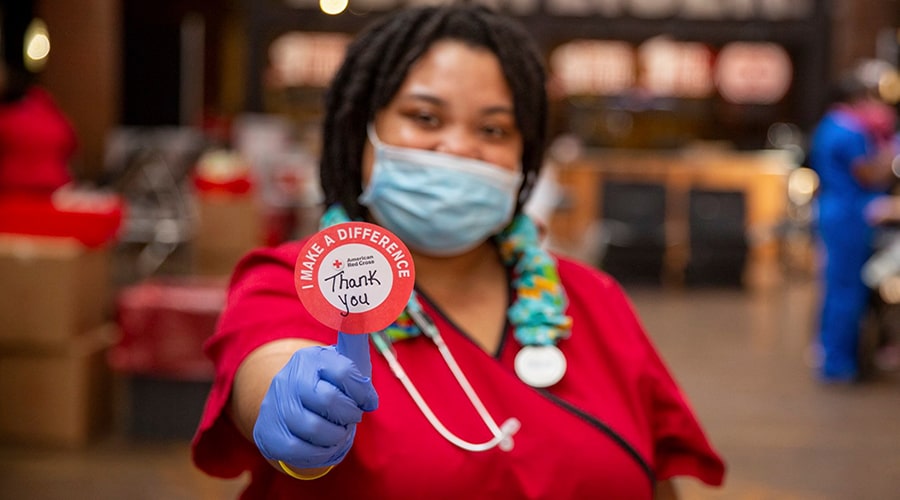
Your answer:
[808,61,898,383]
[192,5,725,498]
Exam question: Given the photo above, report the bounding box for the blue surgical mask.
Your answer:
[359,126,523,257]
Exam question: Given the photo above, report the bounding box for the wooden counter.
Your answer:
[548,148,796,287]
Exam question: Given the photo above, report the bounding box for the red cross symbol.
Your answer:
[332,259,343,269]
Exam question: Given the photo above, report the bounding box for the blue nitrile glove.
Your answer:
[253,332,378,468]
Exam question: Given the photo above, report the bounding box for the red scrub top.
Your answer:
[192,241,725,499]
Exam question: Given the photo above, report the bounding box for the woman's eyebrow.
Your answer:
[399,92,443,106]
[400,93,514,116]
[481,105,515,116]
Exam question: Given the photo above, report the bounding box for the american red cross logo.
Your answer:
[332,259,343,269]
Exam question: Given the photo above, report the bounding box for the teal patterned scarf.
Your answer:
[320,205,572,346]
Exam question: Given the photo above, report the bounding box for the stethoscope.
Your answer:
[370,299,567,453]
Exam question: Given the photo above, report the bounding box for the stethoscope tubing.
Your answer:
[371,306,520,453]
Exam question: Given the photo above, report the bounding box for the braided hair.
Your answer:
[319,4,548,220]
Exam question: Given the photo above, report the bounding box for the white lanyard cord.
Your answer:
[372,313,520,452]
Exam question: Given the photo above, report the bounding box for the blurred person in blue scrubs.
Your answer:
[808,59,899,383]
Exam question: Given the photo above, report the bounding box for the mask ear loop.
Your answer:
[372,310,521,452]
[366,123,383,148]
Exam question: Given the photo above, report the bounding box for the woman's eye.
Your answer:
[411,112,439,127]
[482,125,510,139]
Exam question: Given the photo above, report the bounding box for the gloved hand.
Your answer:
[253,332,378,469]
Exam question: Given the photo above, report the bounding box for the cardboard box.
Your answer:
[0,324,116,447]
[194,193,262,276]
[0,235,111,348]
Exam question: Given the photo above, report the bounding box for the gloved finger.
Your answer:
[281,399,356,447]
[298,376,367,426]
[282,431,355,468]
[337,332,371,378]
[256,421,355,468]
[262,372,354,447]
[316,346,379,412]
[288,347,372,424]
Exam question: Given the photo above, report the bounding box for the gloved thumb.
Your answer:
[337,331,372,378]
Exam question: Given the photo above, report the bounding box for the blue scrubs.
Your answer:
[809,109,888,381]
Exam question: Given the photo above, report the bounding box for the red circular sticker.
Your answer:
[294,222,415,334]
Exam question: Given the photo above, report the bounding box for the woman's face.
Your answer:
[362,39,523,185]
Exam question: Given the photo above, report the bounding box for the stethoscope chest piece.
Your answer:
[514,345,567,388]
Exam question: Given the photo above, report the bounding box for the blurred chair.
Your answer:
[684,188,748,287]
[597,181,667,285]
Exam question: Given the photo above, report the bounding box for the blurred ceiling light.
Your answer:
[268,32,350,88]
[550,40,635,96]
[767,122,806,164]
[766,122,801,148]
[878,68,900,104]
[787,167,819,206]
[715,42,792,105]
[879,275,900,304]
[638,36,714,98]
[320,0,348,15]
[24,18,51,73]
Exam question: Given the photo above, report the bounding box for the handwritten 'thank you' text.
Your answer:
[324,269,382,316]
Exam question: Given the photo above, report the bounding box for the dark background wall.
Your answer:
[6,0,897,178]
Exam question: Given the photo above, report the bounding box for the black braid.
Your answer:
[319,4,548,220]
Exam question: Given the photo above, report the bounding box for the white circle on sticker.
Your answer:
[317,243,393,315]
